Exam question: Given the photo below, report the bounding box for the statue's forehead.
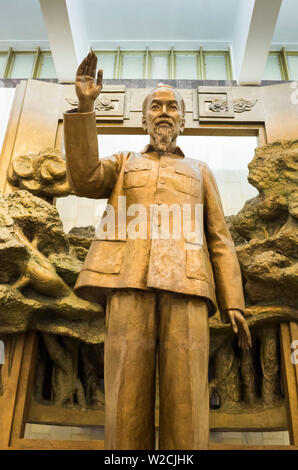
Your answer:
[150,88,178,102]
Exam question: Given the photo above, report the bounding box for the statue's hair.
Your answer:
[142,83,185,117]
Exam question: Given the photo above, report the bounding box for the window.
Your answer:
[95,52,117,79]
[0,48,57,79]
[9,52,35,78]
[263,48,298,81]
[286,54,298,80]
[37,53,57,79]
[264,53,283,80]
[121,52,145,79]
[0,47,233,80]
[150,52,170,79]
[0,54,7,78]
[94,48,232,80]
[175,53,198,80]
[204,53,231,80]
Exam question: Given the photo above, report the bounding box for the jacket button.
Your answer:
[161,163,167,168]
[159,179,165,184]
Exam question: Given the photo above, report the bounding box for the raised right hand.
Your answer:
[75,51,103,113]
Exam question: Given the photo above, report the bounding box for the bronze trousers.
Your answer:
[104,289,209,450]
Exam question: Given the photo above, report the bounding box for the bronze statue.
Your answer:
[63,51,251,450]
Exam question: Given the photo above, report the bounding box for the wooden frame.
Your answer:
[280,323,298,445]
[1,325,296,450]
[0,332,104,450]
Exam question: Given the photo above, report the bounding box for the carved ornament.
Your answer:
[209,98,257,113]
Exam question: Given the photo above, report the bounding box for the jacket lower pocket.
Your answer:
[84,240,125,274]
[185,245,208,282]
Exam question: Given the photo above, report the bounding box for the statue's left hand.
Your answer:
[226,310,252,350]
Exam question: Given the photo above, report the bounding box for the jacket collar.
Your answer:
[141,144,185,157]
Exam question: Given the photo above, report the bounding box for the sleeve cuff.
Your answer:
[220,308,246,324]
[64,108,95,115]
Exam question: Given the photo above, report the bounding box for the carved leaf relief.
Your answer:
[66,96,115,112]
[209,98,257,113]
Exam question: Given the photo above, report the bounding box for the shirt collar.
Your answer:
[141,144,185,157]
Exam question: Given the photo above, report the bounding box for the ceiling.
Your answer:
[272,0,298,48]
[1,0,298,51]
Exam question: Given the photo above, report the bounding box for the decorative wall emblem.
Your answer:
[198,89,234,118]
[208,98,257,114]
[198,86,262,121]
[208,98,229,113]
[66,96,115,112]
[233,98,257,113]
[64,87,126,121]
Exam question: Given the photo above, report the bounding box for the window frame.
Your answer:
[35,50,57,79]
[174,51,201,80]
[202,50,232,80]
[119,50,146,79]
[7,50,37,79]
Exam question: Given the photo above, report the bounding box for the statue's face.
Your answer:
[142,88,185,137]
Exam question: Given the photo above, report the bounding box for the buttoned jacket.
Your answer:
[64,111,245,321]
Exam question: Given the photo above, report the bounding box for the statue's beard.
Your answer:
[150,124,177,153]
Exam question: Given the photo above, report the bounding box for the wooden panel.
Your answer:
[28,400,287,432]
[262,82,298,142]
[0,81,27,193]
[209,443,298,450]
[27,402,105,427]
[14,438,104,450]
[55,122,64,150]
[0,334,26,449]
[11,79,63,154]
[10,332,38,445]
[280,323,298,446]
[13,438,297,451]
[289,322,298,386]
[210,404,288,432]
[13,439,297,451]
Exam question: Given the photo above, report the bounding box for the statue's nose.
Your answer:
[160,105,169,115]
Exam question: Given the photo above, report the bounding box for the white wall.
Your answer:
[0,88,15,154]
[56,134,258,233]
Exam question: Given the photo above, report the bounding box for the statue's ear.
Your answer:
[180,117,185,134]
[142,116,147,132]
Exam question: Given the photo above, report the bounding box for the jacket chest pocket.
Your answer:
[174,166,200,197]
[123,162,151,189]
